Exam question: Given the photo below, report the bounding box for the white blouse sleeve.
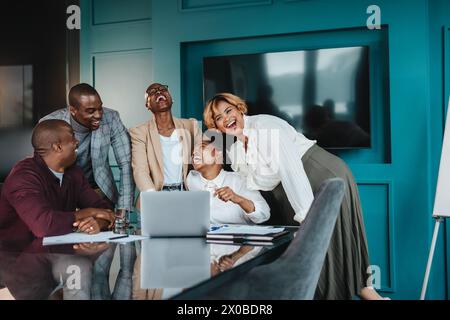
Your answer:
[262,117,314,223]
[278,137,314,223]
[235,176,271,224]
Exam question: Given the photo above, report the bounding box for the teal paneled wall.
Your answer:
[93,0,152,24]
[93,50,153,127]
[180,0,271,11]
[80,0,153,129]
[81,0,450,299]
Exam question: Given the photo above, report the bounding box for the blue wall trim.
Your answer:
[178,0,272,12]
[92,0,152,25]
[358,180,396,292]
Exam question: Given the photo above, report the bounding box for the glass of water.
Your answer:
[114,210,131,234]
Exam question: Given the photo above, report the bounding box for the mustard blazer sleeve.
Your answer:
[129,124,156,192]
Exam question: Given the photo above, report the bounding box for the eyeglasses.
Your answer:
[147,85,169,96]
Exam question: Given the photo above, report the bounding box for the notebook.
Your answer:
[206,239,280,246]
[206,225,288,242]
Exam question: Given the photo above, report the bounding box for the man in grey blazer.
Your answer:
[40,83,134,217]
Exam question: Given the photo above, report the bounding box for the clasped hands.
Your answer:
[73,208,116,234]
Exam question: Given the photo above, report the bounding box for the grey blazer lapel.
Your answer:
[91,121,110,165]
[61,108,71,124]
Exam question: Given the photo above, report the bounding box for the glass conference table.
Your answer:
[0,228,296,300]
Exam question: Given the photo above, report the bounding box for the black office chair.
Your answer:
[0,265,4,289]
[197,178,345,300]
[0,184,3,289]
[260,183,298,226]
[0,128,32,291]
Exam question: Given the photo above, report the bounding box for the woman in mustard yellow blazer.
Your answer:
[129,83,201,209]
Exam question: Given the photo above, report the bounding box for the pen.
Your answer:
[210,224,229,231]
[108,234,129,240]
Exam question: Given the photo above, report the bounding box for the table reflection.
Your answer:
[0,239,110,300]
[141,238,210,288]
[210,245,262,276]
[91,242,136,300]
[133,239,264,300]
[0,237,277,300]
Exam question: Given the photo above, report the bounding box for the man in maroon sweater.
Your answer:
[0,120,115,241]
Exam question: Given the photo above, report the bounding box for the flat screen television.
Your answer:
[203,46,371,149]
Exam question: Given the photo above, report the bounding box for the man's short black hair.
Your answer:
[32,120,72,156]
[68,83,99,108]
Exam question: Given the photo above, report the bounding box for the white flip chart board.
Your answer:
[433,97,450,217]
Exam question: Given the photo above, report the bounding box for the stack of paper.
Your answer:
[43,231,147,246]
[206,225,289,246]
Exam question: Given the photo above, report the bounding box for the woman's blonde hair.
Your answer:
[203,93,248,129]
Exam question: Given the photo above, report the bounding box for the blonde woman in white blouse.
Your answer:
[203,93,388,300]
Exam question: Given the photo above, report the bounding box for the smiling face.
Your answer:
[59,126,79,168]
[69,94,103,131]
[192,141,223,171]
[145,83,173,113]
[213,100,245,137]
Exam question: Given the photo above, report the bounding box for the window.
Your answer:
[0,65,33,128]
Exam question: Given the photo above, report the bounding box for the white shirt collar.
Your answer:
[235,115,252,149]
[242,114,251,138]
[49,168,64,186]
[198,169,226,188]
[159,130,178,142]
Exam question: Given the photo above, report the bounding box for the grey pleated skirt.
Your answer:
[301,144,370,300]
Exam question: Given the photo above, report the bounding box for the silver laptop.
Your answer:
[140,191,210,237]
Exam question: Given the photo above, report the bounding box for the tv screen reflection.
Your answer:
[203,46,371,149]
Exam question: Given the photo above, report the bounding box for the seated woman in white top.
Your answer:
[186,139,270,225]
